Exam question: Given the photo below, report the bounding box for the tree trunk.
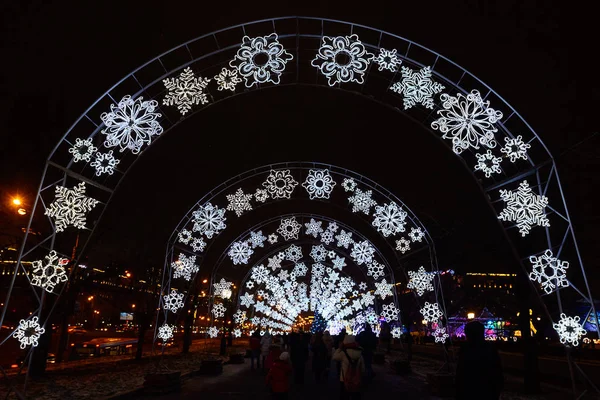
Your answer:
[516,271,540,393]
[182,312,193,354]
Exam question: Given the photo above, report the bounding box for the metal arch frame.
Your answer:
[1,16,595,397]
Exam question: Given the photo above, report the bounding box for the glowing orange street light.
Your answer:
[202,279,208,284]
[131,304,136,309]
[12,198,21,206]
[17,208,26,215]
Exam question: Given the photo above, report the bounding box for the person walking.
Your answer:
[250,330,261,369]
[310,332,329,383]
[332,335,365,400]
[266,352,292,399]
[261,332,273,369]
[290,331,309,384]
[323,330,334,374]
[356,324,377,382]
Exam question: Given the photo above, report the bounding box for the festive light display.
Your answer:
[348,188,378,215]
[335,229,354,249]
[163,289,185,313]
[254,188,269,203]
[305,218,324,238]
[157,324,174,341]
[420,302,443,323]
[171,253,199,281]
[162,67,211,115]
[208,326,219,338]
[391,327,403,339]
[30,250,69,293]
[434,327,449,343]
[529,250,569,294]
[372,202,407,237]
[498,180,550,237]
[406,266,435,296]
[320,230,334,245]
[190,237,206,252]
[226,188,253,217]
[553,314,586,347]
[431,90,503,155]
[342,178,357,192]
[408,227,425,242]
[233,309,247,324]
[310,245,327,262]
[263,170,298,199]
[267,233,279,244]
[501,135,531,163]
[69,138,97,162]
[192,203,227,239]
[277,217,302,241]
[249,231,267,248]
[390,66,444,109]
[395,237,411,254]
[13,316,45,349]
[100,95,163,154]
[45,183,99,233]
[374,48,401,72]
[302,169,336,199]
[212,303,226,318]
[285,244,303,263]
[474,150,503,178]
[213,278,234,298]
[311,312,327,333]
[311,34,374,86]
[233,329,242,338]
[91,150,120,176]
[350,241,375,265]
[214,67,242,92]
[332,256,346,271]
[228,241,254,265]
[374,279,394,300]
[381,303,399,321]
[366,261,385,280]
[240,292,255,308]
[229,33,293,88]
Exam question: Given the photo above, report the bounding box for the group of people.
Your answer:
[249,326,378,399]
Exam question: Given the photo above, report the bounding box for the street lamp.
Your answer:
[221,288,232,299]
[12,198,21,206]
[467,312,475,319]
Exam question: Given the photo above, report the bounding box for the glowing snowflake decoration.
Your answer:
[278,269,289,280]
[431,90,503,155]
[336,230,354,249]
[254,188,268,203]
[163,289,185,313]
[240,292,255,308]
[434,327,449,343]
[311,34,374,86]
[321,230,334,245]
[305,218,324,238]
[263,170,298,199]
[212,303,226,318]
[498,180,550,236]
[233,329,242,338]
[374,279,394,300]
[474,150,503,178]
[553,314,586,347]
[366,261,385,280]
[208,326,219,338]
[178,229,193,245]
[277,217,302,240]
[172,253,199,281]
[246,281,255,289]
[100,95,163,154]
[407,266,434,296]
[420,302,443,323]
[351,241,375,265]
[90,150,120,176]
[233,310,247,324]
[374,48,401,72]
[342,178,357,192]
[395,237,411,254]
[348,189,377,215]
[229,33,293,87]
[285,244,303,263]
[529,250,569,294]
[163,67,211,115]
[213,278,234,298]
[381,303,399,321]
[267,256,282,271]
[251,265,269,283]
[157,324,174,341]
[293,262,308,276]
[249,231,267,249]
[501,135,531,163]
[267,233,278,244]
[408,227,425,243]
[226,188,253,217]
[69,138,97,162]
[390,66,444,110]
[192,203,227,239]
[302,169,336,199]
[45,182,99,233]
[13,316,45,349]
[362,292,375,308]
[310,245,327,262]
[30,250,69,293]
[228,241,253,265]
[190,237,206,252]
[372,202,407,237]
[332,256,346,271]
[214,67,242,92]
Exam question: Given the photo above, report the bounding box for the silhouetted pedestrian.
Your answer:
[250,330,261,369]
[356,324,377,381]
[311,332,329,383]
[290,332,308,384]
[266,352,292,399]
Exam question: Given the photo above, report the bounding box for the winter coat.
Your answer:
[260,335,272,356]
[266,360,292,393]
[332,343,365,382]
[250,337,261,351]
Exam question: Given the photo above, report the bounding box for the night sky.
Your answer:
[1,2,598,291]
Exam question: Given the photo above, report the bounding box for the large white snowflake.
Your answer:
[395,237,411,254]
[529,250,569,294]
[213,278,234,298]
[474,150,502,178]
[381,303,399,321]
[310,245,327,262]
[302,169,336,199]
[157,324,174,341]
[212,303,226,318]
[408,227,425,243]
[407,266,434,296]
[163,289,185,313]
[305,218,324,238]
[228,241,254,265]
[498,180,550,237]
[390,66,444,109]
[285,244,303,263]
[233,309,247,324]
[100,95,163,154]
[351,241,375,265]
[311,34,374,86]
[69,138,97,162]
[431,90,503,155]
[374,279,394,300]
[249,231,267,249]
[192,203,227,239]
[277,217,302,240]
[13,316,45,349]
[332,256,346,271]
[163,67,211,115]
[372,202,407,237]
[208,326,220,338]
[214,67,242,92]
[172,253,199,281]
[251,265,269,283]
[45,182,99,233]
[348,189,377,215]
[226,188,253,217]
[229,33,293,87]
[240,292,255,308]
[367,261,386,280]
[90,150,120,176]
[420,302,443,323]
[263,170,298,199]
[434,327,449,343]
[335,230,354,249]
[374,48,401,72]
[553,314,586,347]
[501,135,531,163]
[30,250,69,293]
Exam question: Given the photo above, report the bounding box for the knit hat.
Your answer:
[279,352,290,361]
[343,335,356,345]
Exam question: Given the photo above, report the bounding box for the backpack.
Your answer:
[342,349,362,392]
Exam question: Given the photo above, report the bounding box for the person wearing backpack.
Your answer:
[332,335,365,399]
[266,352,292,399]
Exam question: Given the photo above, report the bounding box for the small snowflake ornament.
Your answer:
[228,241,254,265]
[374,48,401,72]
[305,218,324,238]
[91,150,120,176]
[408,227,425,242]
[251,265,269,283]
[374,279,394,300]
[240,292,255,308]
[320,230,335,245]
[246,281,255,289]
[69,138,97,162]
[214,67,242,92]
[30,250,69,293]
[395,237,411,254]
[348,189,377,215]
[213,278,234,298]
[391,327,403,339]
[277,217,302,240]
[172,253,199,281]
[332,256,346,271]
[233,309,247,324]
[254,188,269,203]
[157,324,174,341]
[367,261,386,280]
[267,233,278,244]
[226,188,253,217]
[390,66,444,109]
[285,244,303,263]
[45,182,99,232]
[342,178,357,192]
[190,237,206,252]
[553,314,586,347]
[311,34,374,86]
[233,329,242,338]
[335,230,354,249]
[310,245,327,262]
[302,169,336,199]
[208,326,220,338]
[501,135,531,162]
[178,229,193,245]
[267,255,282,271]
[406,266,434,296]
[249,231,267,249]
[498,180,550,236]
[420,302,443,323]
[434,327,449,343]
[529,250,569,294]
[163,67,211,115]
[372,202,407,237]
[381,303,399,321]
[212,303,226,318]
[192,203,227,239]
[474,150,503,178]
[13,316,45,349]
[163,289,185,313]
[351,241,375,265]
[263,170,298,199]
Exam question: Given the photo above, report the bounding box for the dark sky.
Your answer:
[1,1,598,291]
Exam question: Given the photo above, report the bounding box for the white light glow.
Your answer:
[554,314,586,347]
[45,182,99,233]
[30,250,69,293]
[302,169,336,199]
[214,67,242,92]
[390,66,444,110]
[163,289,185,313]
[163,67,211,115]
[529,250,569,294]
[13,316,45,349]
[226,188,253,217]
[311,34,374,86]
[91,150,120,176]
[372,202,407,237]
[192,203,227,239]
[474,150,502,178]
[501,135,531,163]
[406,266,434,297]
[69,138,97,162]
[498,180,550,237]
[348,188,377,215]
[263,170,298,199]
